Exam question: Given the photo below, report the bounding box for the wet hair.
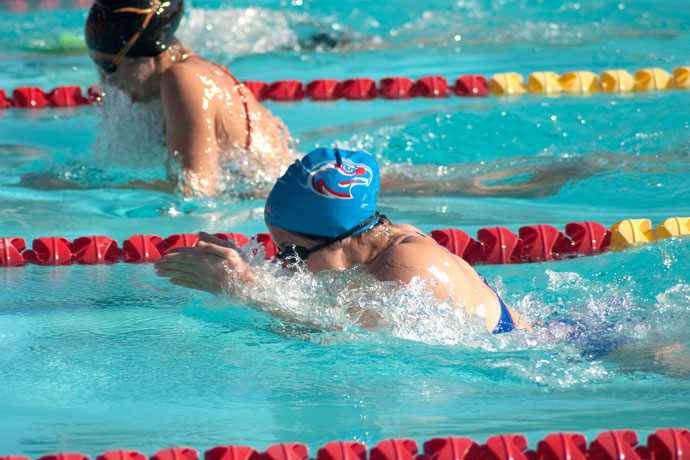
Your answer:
[85,0,184,57]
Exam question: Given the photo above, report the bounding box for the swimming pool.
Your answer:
[1,0,689,456]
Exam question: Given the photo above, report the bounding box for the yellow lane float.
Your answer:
[655,217,690,240]
[634,68,672,91]
[527,72,562,95]
[610,218,654,250]
[600,70,635,93]
[672,66,690,89]
[558,71,600,94]
[488,73,526,96]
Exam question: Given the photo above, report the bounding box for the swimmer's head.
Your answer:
[85,0,183,60]
[265,147,380,238]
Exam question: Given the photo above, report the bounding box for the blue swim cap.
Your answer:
[265,148,380,238]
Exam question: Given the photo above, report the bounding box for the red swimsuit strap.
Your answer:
[196,58,252,149]
[220,67,252,150]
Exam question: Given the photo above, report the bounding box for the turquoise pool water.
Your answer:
[1,0,689,456]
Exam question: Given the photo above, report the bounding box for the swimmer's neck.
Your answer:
[331,222,400,268]
[151,41,195,85]
[160,40,194,69]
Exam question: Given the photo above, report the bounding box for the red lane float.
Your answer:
[70,236,122,264]
[6,0,29,13]
[340,78,378,100]
[2,0,92,11]
[0,89,12,108]
[158,233,199,255]
[36,455,89,460]
[430,220,617,266]
[536,433,588,460]
[3,429,690,460]
[412,76,451,98]
[429,229,484,265]
[454,75,489,97]
[243,81,269,101]
[48,86,90,107]
[259,444,308,460]
[97,451,147,460]
[21,237,73,265]
[422,437,479,460]
[149,449,198,460]
[13,87,50,108]
[316,442,366,460]
[476,227,521,265]
[1,217,687,268]
[646,428,690,460]
[0,237,26,267]
[482,434,529,460]
[265,80,305,101]
[3,65,689,109]
[214,233,251,247]
[380,77,415,99]
[369,440,417,460]
[87,85,102,103]
[515,224,572,262]
[587,430,640,460]
[205,447,258,460]
[122,235,163,263]
[254,232,279,259]
[9,86,91,108]
[565,221,610,254]
[306,79,342,100]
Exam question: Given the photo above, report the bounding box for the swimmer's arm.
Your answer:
[155,232,255,293]
[160,66,218,197]
[155,233,338,328]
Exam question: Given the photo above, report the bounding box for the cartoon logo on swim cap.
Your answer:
[306,158,373,199]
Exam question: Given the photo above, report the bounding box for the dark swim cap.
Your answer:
[85,0,183,57]
[265,148,380,238]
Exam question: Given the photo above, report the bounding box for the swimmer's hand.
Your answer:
[155,232,255,293]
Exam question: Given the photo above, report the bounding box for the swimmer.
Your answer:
[155,147,532,334]
[85,0,295,196]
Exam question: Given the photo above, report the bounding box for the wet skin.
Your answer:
[155,224,531,333]
[89,43,294,196]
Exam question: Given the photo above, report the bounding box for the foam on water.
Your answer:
[93,85,168,169]
[177,233,690,390]
[179,7,298,60]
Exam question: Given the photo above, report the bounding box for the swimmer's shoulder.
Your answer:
[368,226,469,296]
[160,56,229,109]
[371,224,446,272]
[161,53,232,87]
[388,223,429,241]
[161,56,202,88]
[380,223,477,274]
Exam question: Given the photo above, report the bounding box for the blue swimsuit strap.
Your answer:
[479,275,515,334]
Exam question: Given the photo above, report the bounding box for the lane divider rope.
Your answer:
[2,217,688,267]
[1,66,688,109]
[2,0,92,13]
[1,428,689,460]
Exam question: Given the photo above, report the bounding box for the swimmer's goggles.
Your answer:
[276,212,380,264]
[92,0,161,75]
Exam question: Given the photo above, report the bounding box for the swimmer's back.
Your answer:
[161,50,294,180]
[369,222,507,331]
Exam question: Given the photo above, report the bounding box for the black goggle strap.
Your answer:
[308,212,381,254]
[280,211,381,262]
